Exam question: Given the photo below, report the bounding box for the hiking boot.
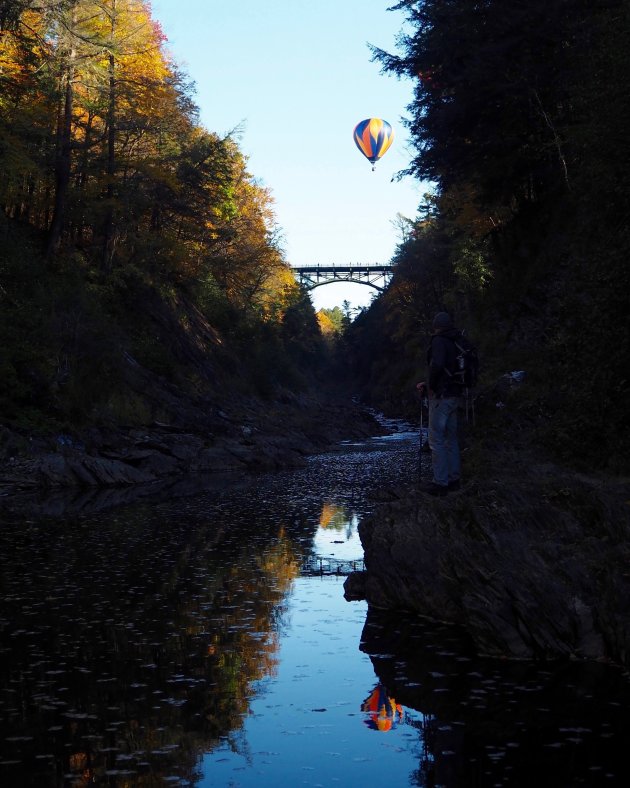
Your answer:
[448,479,461,491]
[419,482,448,497]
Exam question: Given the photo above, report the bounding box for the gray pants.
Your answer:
[428,397,461,487]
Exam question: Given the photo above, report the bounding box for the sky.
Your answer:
[150,0,426,312]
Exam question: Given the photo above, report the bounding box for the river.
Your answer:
[1,418,629,787]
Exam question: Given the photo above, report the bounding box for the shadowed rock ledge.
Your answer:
[345,465,630,667]
[0,390,383,499]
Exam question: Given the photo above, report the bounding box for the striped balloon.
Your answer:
[353,118,394,170]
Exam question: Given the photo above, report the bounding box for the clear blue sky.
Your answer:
[150,0,426,311]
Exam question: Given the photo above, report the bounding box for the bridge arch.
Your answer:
[291,263,393,292]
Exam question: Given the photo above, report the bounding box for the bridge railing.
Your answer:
[300,555,365,576]
[291,263,392,272]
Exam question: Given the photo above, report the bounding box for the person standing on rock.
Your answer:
[416,311,466,497]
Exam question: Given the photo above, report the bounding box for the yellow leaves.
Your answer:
[0,11,48,98]
[254,265,299,322]
[2,0,296,324]
[43,0,178,147]
[204,157,296,315]
[317,311,337,337]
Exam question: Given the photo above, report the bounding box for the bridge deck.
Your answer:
[292,264,392,273]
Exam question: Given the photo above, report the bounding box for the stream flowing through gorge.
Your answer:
[1,417,629,787]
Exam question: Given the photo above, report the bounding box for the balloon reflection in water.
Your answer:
[362,683,404,731]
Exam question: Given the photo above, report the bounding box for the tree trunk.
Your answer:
[46,30,75,260]
[102,4,117,272]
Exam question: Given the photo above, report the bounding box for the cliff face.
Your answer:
[345,464,630,666]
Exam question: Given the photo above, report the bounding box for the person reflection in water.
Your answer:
[361,683,404,731]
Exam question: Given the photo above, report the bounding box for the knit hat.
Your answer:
[432,311,454,330]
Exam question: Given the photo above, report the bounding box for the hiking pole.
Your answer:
[419,397,423,479]
[463,387,476,427]
[465,387,476,426]
[416,383,427,479]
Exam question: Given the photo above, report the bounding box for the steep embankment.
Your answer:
[0,358,381,499]
[0,245,383,503]
[345,381,630,667]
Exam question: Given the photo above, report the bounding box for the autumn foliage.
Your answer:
[0,0,320,424]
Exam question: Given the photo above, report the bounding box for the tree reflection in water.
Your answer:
[1,433,421,787]
[0,491,309,787]
[4,428,628,787]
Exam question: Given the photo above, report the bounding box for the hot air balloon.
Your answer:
[353,118,394,171]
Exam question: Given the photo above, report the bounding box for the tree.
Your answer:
[351,0,630,470]
[373,0,580,231]
[318,306,344,334]
[46,0,80,257]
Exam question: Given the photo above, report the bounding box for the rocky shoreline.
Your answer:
[0,390,383,515]
[345,458,630,668]
[6,378,629,671]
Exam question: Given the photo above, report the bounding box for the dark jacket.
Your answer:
[427,328,463,397]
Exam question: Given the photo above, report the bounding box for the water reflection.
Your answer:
[198,575,423,786]
[3,423,628,787]
[361,683,405,731]
[0,500,303,786]
[360,607,630,787]
[314,501,361,563]
[318,501,346,529]
[1,428,422,787]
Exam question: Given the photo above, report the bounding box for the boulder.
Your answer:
[36,451,158,487]
[348,470,630,666]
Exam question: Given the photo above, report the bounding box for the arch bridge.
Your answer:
[291,263,393,292]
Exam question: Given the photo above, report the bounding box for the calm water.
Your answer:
[1,420,629,787]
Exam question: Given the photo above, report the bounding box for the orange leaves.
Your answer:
[1,0,292,317]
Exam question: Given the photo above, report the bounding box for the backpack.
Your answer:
[446,334,479,389]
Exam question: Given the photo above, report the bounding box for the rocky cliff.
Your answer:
[345,461,630,667]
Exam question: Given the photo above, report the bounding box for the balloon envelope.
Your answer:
[353,118,394,167]
[361,684,404,731]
